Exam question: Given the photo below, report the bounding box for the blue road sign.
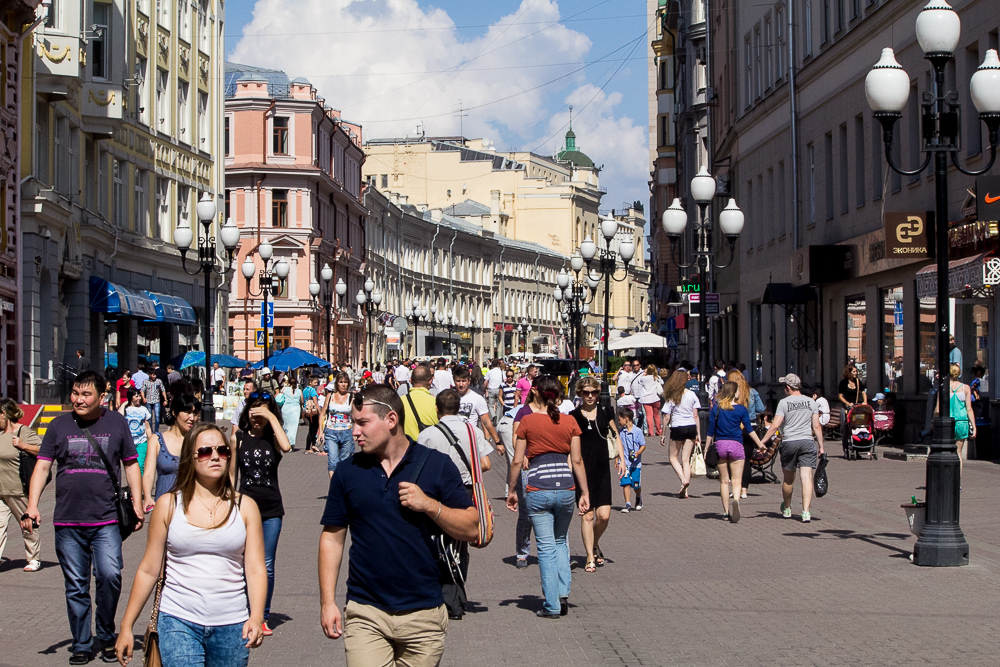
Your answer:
[260,302,274,329]
[666,316,677,332]
[667,332,679,349]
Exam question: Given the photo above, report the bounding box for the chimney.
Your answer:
[430,209,443,223]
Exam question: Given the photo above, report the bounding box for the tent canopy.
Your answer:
[253,347,332,372]
[607,332,668,351]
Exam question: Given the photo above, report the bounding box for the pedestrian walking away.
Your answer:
[507,375,589,618]
[635,364,664,436]
[570,376,626,573]
[21,371,144,665]
[485,360,504,423]
[417,389,494,619]
[760,374,826,523]
[727,370,764,499]
[234,393,291,636]
[115,422,266,667]
[939,363,975,478]
[144,393,201,509]
[319,385,479,666]
[705,382,765,522]
[400,365,440,440]
[660,369,701,498]
[0,398,43,572]
[321,372,356,477]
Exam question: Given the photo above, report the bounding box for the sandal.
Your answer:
[584,560,597,573]
[679,483,689,499]
[594,549,605,567]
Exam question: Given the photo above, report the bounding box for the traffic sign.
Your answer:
[666,332,679,349]
[255,329,274,347]
[260,302,274,329]
[666,316,677,333]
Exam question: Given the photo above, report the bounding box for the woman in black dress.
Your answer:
[571,376,626,573]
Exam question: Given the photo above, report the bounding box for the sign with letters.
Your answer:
[884,212,931,259]
[978,176,1000,222]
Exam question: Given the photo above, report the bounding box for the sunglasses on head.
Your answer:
[351,396,396,412]
[196,444,231,461]
[248,392,272,401]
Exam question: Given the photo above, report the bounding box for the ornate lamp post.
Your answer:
[241,238,289,366]
[661,170,745,404]
[174,192,240,423]
[308,263,338,364]
[864,1,999,567]
[356,277,383,367]
[469,313,477,361]
[554,253,598,376]
[580,218,636,411]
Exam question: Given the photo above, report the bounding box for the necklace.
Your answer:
[194,494,223,520]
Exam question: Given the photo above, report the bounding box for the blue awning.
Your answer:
[89,277,158,318]
[143,291,197,325]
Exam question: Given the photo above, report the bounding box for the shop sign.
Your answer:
[978,176,1000,222]
[493,323,515,332]
[948,218,998,251]
[983,257,1000,286]
[884,212,931,258]
[459,333,471,340]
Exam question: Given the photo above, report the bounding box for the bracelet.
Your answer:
[434,502,442,521]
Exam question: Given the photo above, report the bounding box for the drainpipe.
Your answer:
[498,243,506,355]
[428,223,441,353]
[534,250,541,340]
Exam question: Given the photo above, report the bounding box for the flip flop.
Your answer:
[585,560,597,573]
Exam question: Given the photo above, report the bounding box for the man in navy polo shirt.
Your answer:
[319,385,478,667]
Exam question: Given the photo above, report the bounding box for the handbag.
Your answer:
[434,423,495,548]
[705,442,720,468]
[82,426,139,541]
[17,426,49,496]
[143,499,174,667]
[814,453,829,497]
[690,443,707,477]
[601,406,620,460]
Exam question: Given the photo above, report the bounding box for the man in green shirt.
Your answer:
[401,365,438,441]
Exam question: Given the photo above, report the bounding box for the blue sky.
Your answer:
[225,0,650,211]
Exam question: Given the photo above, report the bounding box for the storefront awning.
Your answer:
[89,277,158,318]
[761,283,818,305]
[915,252,992,298]
[142,291,197,325]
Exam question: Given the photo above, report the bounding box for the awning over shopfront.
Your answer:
[915,252,992,298]
[761,283,818,305]
[89,277,158,319]
[143,291,197,325]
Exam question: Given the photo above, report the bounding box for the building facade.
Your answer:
[21,0,227,400]
[224,63,366,366]
[712,0,1000,442]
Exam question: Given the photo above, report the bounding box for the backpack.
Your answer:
[434,422,494,549]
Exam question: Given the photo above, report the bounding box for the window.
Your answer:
[807,143,816,223]
[917,295,936,392]
[766,167,775,240]
[851,0,861,20]
[745,35,753,106]
[156,69,168,131]
[764,16,772,89]
[54,115,67,194]
[754,26,762,98]
[154,177,168,239]
[273,327,291,350]
[224,116,230,156]
[272,189,288,227]
[198,0,210,52]
[659,61,669,90]
[177,185,190,235]
[839,124,848,214]
[45,0,59,30]
[881,286,904,393]
[273,117,289,155]
[822,0,830,42]
[84,138,94,209]
[778,160,786,236]
[158,0,171,28]
[224,189,231,221]
[92,2,110,79]
[836,0,844,32]
[776,5,784,81]
[177,81,189,142]
[197,92,208,147]
[824,131,834,219]
[135,169,148,235]
[381,174,388,189]
[178,0,191,43]
[658,114,670,148]
[855,115,866,207]
[872,118,883,199]
[804,0,813,56]
[846,296,867,383]
[36,101,49,185]
[98,148,107,215]
[112,159,124,228]
[136,57,149,126]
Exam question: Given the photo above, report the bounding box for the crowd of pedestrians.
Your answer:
[7,352,906,667]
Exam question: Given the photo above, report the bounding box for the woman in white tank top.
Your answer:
[115,423,267,667]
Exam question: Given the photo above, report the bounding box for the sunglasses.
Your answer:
[351,396,396,412]
[580,390,599,397]
[248,392,272,401]
[196,445,231,461]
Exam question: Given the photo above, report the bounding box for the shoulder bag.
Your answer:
[82,426,139,541]
[598,406,620,459]
[433,423,494,548]
[17,425,50,496]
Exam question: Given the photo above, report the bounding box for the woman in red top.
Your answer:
[507,375,589,618]
[116,370,132,408]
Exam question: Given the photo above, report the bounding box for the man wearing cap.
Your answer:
[760,373,825,523]
[259,367,280,397]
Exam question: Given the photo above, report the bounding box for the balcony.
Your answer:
[81,82,123,135]
[34,34,79,94]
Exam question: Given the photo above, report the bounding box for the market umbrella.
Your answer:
[606,332,669,351]
[253,347,332,372]
[172,351,248,370]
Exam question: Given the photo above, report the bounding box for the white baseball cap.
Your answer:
[260,367,272,375]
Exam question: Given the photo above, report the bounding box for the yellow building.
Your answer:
[21,0,227,399]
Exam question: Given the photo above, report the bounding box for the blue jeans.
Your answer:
[525,489,575,615]
[150,402,162,432]
[325,428,355,472]
[158,614,249,667]
[53,524,123,654]
[261,517,282,621]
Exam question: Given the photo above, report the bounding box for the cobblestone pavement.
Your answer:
[4,426,1000,666]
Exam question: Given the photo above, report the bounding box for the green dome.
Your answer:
[557,127,595,168]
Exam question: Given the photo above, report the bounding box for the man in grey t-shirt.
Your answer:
[760,373,825,523]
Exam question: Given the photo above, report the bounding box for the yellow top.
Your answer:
[401,387,439,441]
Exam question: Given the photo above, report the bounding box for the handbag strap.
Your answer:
[435,423,473,480]
[465,424,482,486]
[148,496,176,632]
[80,423,124,499]
[406,394,429,432]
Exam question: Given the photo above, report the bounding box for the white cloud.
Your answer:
[230,0,647,208]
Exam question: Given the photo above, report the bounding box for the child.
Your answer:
[617,385,637,411]
[618,407,646,512]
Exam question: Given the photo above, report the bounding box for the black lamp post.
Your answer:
[356,277,383,367]
[241,239,289,366]
[661,170,745,406]
[175,192,240,423]
[554,253,598,379]
[309,263,342,364]
[579,219,636,412]
[864,2,999,567]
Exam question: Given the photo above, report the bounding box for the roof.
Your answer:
[405,207,566,261]
[443,199,491,217]
[225,62,292,99]
[556,126,596,169]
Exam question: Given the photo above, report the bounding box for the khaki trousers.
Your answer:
[344,600,447,667]
[0,494,41,562]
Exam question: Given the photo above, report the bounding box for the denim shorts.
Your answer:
[158,613,249,667]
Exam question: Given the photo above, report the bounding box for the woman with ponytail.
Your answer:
[507,375,589,618]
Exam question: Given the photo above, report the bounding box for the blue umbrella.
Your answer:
[173,351,248,370]
[253,347,331,372]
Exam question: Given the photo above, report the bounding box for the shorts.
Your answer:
[779,439,818,471]
[669,425,697,442]
[620,465,641,488]
[715,439,744,460]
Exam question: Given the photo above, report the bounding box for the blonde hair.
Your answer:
[645,364,657,376]
[575,376,601,394]
[727,370,750,408]
[716,381,739,411]
[950,363,962,381]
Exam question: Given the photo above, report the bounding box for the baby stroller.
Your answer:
[845,404,878,460]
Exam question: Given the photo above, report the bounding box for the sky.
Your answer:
[225,0,651,214]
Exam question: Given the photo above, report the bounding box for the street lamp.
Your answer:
[661,169,744,405]
[469,313,476,362]
[357,278,384,367]
[555,259,598,383]
[308,263,339,364]
[241,237,289,366]
[581,219,636,411]
[175,192,240,423]
[865,1,998,567]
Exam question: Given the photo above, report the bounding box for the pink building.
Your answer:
[224,63,367,365]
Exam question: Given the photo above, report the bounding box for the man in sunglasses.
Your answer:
[319,386,478,664]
